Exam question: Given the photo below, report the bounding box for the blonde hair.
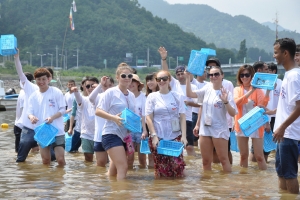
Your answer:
[157,70,172,91]
[116,62,133,76]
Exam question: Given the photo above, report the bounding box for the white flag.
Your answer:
[72,0,77,12]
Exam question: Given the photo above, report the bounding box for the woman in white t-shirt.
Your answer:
[186,67,237,172]
[127,74,147,168]
[145,70,187,178]
[95,63,135,180]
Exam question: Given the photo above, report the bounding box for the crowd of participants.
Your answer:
[11,38,300,193]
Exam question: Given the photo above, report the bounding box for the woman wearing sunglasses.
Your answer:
[186,66,237,172]
[95,63,135,180]
[234,65,269,170]
[145,70,187,178]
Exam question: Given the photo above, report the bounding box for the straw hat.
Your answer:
[132,74,144,91]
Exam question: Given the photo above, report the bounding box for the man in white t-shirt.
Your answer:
[64,80,75,132]
[295,44,300,67]
[272,38,300,194]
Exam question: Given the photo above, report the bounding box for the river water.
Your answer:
[0,110,299,199]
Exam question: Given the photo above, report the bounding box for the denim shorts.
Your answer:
[186,121,194,146]
[94,142,105,152]
[131,132,142,144]
[192,112,199,141]
[81,138,94,154]
[275,138,298,179]
[102,134,126,151]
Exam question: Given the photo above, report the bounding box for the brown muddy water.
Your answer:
[0,110,299,199]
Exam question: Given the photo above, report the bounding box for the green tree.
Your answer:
[237,39,247,62]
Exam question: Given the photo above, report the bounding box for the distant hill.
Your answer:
[138,0,300,53]
[262,22,290,32]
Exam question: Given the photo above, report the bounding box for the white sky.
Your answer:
[165,0,300,33]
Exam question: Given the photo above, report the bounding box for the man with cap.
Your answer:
[159,46,199,156]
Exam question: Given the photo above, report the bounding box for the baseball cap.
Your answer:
[206,57,221,67]
[175,65,185,74]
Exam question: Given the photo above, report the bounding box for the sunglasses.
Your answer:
[155,76,169,82]
[120,74,133,79]
[85,84,94,89]
[208,72,220,77]
[240,73,251,78]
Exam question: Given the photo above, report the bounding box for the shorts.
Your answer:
[81,138,94,154]
[102,134,126,151]
[192,112,199,141]
[94,142,105,152]
[51,135,65,149]
[14,125,22,136]
[214,128,231,152]
[276,138,298,179]
[131,132,142,144]
[236,129,260,138]
[186,121,194,146]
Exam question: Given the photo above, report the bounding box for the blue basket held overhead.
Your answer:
[263,131,277,152]
[120,108,142,133]
[251,73,278,90]
[238,106,269,137]
[0,34,17,56]
[200,48,216,56]
[34,123,58,148]
[65,132,72,152]
[230,131,239,152]
[187,50,208,76]
[157,140,184,157]
[140,138,151,154]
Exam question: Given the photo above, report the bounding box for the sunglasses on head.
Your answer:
[85,84,94,89]
[208,72,220,77]
[155,76,169,82]
[240,73,251,78]
[120,74,133,79]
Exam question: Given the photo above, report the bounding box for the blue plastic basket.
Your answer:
[0,34,17,56]
[230,131,239,152]
[187,50,208,76]
[263,131,277,152]
[157,140,184,157]
[65,132,72,152]
[140,138,151,154]
[34,123,58,148]
[120,108,142,133]
[251,73,278,90]
[63,113,70,123]
[238,106,269,137]
[200,48,216,56]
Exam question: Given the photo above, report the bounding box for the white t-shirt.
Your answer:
[99,86,136,141]
[27,87,65,136]
[191,79,207,113]
[145,91,185,140]
[134,92,146,117]
[65,92,75,113]
[274,68,300,140]
[78,96,96,140]
[170,76,184,95]
[94,93,105,142]
[72,99,82,132]
[223,79,235,128]
[195,86,237,140]
[18,79,39,130]
[266,78,282,118]
[180,84,197,121]
[15,90,25,128]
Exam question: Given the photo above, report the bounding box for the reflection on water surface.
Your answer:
[0,111,299,199]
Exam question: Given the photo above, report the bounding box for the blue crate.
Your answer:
[65,132,72,152]
[157,140,184,157]
[251,73,278,90]
[63,113,70,123]
[187,50,208,76]
[34,123,58,148]
[230,131,239,152]
[0,34,17,56]
[263,131,277,152]
[200,48,216,56]
[120,108,142,133]
[238,106,269,137]
[140,138,151,154]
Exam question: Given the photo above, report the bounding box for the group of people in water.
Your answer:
[12,38,300,194]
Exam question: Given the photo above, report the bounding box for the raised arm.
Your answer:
[14,49,27,85]
[185,72,198,98]
[72,87,83,106]
[158,46,168,71]
[234,86,256,106]
[88,76,109,105]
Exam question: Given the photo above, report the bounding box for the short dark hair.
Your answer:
[252,61,265,72]
[24,72,34,82]
[86,77,99,84]
[45,67,54,78]
[68,80,75,84]
[274,38,296,58]
[296,44,300,52]
[267,62,278,74]
[34,68,51,79]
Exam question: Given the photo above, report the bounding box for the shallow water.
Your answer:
[0,110,299,199]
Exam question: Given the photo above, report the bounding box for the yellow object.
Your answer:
[1,123,9,128]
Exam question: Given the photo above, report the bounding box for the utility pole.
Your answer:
[56,45,58,68]
[65,49,68,70]
[273,12,279,40]
[147,47,149,67]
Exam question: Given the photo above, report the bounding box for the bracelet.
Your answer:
[224,101,229,104]
[150,133,157,138]
[161,58,167,61]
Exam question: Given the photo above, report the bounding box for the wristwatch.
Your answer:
[150,133,157,138]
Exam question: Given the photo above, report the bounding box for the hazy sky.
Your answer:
[165,0,300,33]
